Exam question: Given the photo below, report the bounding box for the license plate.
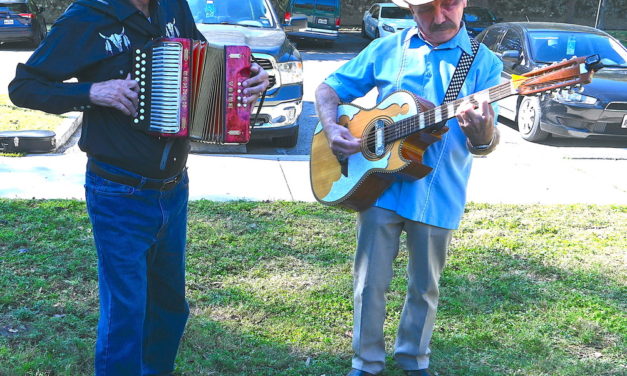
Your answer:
[622,114,627,129]
[3,19,14,25]
[317,18,328,25]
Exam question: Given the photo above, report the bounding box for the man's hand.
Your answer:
[89,74,139,116]
[323,123,361,159]
[456,100,495,146]
[242,63,270,106]
[315,83,361,159]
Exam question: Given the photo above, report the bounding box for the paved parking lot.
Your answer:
[1,32,626,204]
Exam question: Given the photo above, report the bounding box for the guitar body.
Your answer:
[310,91,447,211]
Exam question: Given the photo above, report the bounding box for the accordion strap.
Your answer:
[251,56,268,128]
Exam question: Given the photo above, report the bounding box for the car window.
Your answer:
[497,29,523,54]
[187,0,276,27]
[380,6,412,19]
[464,8,495,23]
[529,31,627,67]
[293,0,314,11]
[315,0,338,12]
[0,3,29,13]
[371,5,379,19]
[480,27,503,50]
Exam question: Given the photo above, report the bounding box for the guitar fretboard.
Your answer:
[384,81,514,143]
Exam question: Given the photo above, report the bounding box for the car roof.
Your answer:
[496,22,607,36]
[0,0,28,3]
[375,3,400,7]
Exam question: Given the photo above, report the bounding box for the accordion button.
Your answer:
[135,63,140,68]
[141,74,146,79]
[142,53,147,58]
[135,71,140,75]
[136,56,140,61]
[135,78,140,82]
[141,95,145,100]
[140,102,145,107]
[134,119,139,123]
[135,49,141,54]
[140,115,145,120]
[141,88,145,92]
[141,67,146,72]
[140,109,145,113]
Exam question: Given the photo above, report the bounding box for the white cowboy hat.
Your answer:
[391,0,435,8]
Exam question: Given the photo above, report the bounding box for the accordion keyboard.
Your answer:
[133,41,184,134]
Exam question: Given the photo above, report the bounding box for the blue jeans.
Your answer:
[84,159,190,376]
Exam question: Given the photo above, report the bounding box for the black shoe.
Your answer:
[347,369,376,376]
[405,370,432,376]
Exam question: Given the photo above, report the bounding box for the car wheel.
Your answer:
[273,127,299,148]
[516,96,549,142]
[361,22,367,39]
[375,28,380,39]
[31,31,43,49]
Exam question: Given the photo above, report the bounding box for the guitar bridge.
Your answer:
[375,119,385,157]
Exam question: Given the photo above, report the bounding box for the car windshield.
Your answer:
[0,3,28,14]
[529,31,627,67]
[464,8,495,23]
[186,0,276,28]
[380,7,413,20]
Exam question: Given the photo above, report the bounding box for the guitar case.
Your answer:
[0,130,57,153]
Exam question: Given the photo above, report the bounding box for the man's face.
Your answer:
[409,0,467,46]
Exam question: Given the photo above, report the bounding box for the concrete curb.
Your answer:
[53,112,82,152]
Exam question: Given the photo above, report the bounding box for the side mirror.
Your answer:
[501,50,521,63]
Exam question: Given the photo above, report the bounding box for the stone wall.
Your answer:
[271,0,626,29]
[40,0,626,30]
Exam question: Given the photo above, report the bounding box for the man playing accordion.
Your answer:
[8,0,269,373]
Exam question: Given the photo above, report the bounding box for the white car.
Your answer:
[361,3,415,39]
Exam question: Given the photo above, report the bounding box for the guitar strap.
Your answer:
[442,37,481,104]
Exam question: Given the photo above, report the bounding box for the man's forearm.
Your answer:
[315,83,341,129]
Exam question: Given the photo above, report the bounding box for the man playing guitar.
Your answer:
[315,0,502,375]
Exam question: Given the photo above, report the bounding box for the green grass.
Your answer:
[607,30,627,47]
[0,94,69,132]
[0,200,625,375]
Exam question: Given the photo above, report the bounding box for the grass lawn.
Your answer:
[0,94,69,132]
[0,200,625,375]
[607,30,627,47]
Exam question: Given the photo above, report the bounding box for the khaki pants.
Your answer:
[351,206,453,374]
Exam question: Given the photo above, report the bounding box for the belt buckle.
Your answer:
[161,174,180,190]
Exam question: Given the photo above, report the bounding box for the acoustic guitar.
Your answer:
[310,55,603,211]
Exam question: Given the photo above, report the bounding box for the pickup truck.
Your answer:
[187,0,304,147]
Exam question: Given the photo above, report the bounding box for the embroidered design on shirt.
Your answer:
[99,27,131,55]
[165,18,180,38]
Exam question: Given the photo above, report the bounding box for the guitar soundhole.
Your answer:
[363,117,392,160]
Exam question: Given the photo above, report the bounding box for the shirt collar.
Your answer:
[404,22,474,56]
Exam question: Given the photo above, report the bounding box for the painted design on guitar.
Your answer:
[314,93,416,203]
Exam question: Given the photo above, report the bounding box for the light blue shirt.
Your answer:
[325,25,503,229]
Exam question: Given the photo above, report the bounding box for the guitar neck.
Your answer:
[388,81,514,142]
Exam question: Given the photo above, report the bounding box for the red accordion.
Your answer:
[131,38,252,144]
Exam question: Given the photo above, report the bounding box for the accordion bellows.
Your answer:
[131,38,252,144]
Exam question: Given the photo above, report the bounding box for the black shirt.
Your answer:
[9,0,205,178]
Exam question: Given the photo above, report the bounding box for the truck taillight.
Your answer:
[284,12,291,23]
[335,17,341,27]
[19,13,34,19]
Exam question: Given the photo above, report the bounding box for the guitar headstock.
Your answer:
[512,54,603,96]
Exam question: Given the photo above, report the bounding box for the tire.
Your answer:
[273,127,299,148]
[516,96,549,142]
[31,31,42,49]
[374,28,380,39]
[361,22,367,39]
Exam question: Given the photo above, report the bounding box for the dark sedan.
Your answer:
[477,22,627,142]
[0,0,47,47]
